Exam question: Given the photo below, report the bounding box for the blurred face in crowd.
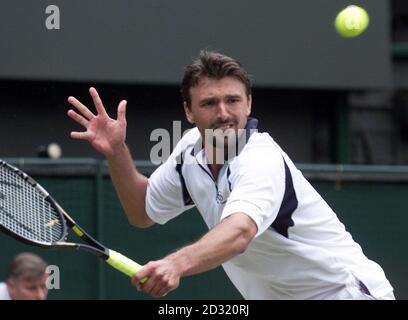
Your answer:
[7,273,48,300]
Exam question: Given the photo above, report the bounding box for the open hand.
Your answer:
[67,87,127,158]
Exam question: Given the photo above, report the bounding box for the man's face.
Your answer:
[184,76,252,152]
[7,274,48,300]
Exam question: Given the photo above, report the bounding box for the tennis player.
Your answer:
[67,51,394,300]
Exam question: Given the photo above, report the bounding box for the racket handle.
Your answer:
[106,249,147,283]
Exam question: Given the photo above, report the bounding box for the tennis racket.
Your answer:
[0,159,146,281]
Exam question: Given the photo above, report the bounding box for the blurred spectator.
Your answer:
[0,252,48,300]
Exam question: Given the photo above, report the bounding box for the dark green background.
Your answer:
[0,161,406,299]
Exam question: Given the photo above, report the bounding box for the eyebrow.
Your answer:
[199,97,218,105]
[225,94,242,100]
[199,94,242,105]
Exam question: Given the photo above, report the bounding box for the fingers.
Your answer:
[131,262,178,298]
[89,87,108,116]
[155,286,169,298]
[117,100,127,122]
[132,264,151,287]
[68,88,124,122]
[67,108,91,141]
[67,96,95,120]
[137,278,169,298]
[67,109,89,128]
[70,131,91,140]
[143,280,163,298]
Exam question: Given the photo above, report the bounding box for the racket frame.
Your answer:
[0,160,109,259]
[0,159,144,279]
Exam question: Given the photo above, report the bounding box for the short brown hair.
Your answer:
[7,252,47,280]
[181,51,252,107]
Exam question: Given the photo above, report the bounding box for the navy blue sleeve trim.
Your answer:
[270,159,298,238]
[175,152,194,206]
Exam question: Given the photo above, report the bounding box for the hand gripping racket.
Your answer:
[0,160,145,281]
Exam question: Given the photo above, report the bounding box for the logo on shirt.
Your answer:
[216,190,227,205]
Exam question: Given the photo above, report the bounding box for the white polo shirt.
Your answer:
[145,118,394,299]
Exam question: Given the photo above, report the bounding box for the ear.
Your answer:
[184,101,195,124]
[246,94,252,116]
[6,279,16,299]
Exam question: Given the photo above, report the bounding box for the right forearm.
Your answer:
[106,143,153,227]
[67,89,152,226]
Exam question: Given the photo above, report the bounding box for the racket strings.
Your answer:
[0,166,64,244]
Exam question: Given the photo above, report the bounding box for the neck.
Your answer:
[205,144,228,179]
[207,163,223,179]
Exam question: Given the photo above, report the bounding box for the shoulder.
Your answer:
[178,127,201,149]
[247,131,276,148]
[234,132,283,167]
[149,127,200,177]
[0,282,11,300]
[172,127,201,158]
[227,132,286,184]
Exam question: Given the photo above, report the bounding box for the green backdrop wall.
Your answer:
[0,160,406,299]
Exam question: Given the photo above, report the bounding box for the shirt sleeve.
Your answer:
[220,138,286,237]
[145,130,198,224]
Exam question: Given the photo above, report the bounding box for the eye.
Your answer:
[200,100,215,107]
[227,97,240,104]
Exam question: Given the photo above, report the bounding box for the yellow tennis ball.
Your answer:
[335,5,369,38]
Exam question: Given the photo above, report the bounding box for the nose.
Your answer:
[215,102,229,121]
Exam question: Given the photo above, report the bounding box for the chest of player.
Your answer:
[183,163,232,227]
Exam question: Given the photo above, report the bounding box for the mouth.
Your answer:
[213,123,235,131]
